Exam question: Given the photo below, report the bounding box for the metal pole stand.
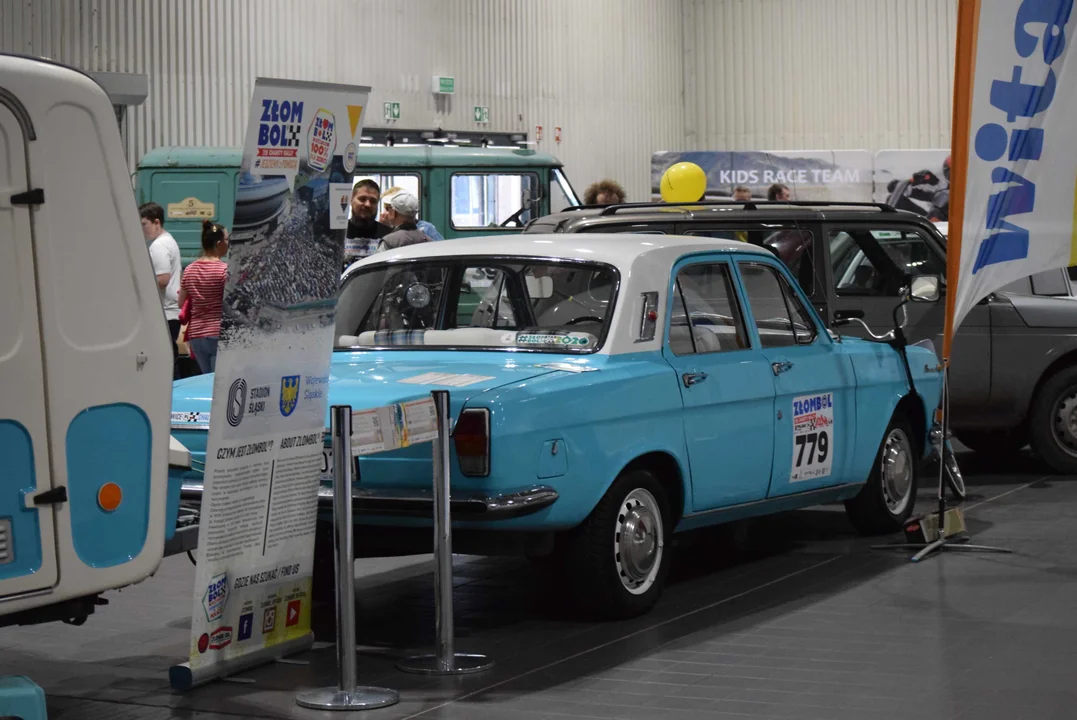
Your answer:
[398,390,493,675]
[297,406,399,711]
[873,368,1012,562]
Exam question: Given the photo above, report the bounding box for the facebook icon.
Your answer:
[238,612,254,642]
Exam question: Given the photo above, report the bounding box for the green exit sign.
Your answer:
[431,75,455,94]
[383,101,400,121]
[473,106,490,124]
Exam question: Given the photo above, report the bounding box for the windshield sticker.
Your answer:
[515,331,597,348]
[790,393,834,482]
[398,372,496,387]
[172,411,211,425]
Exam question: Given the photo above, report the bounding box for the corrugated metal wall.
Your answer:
[0,0,686,201]
[682,0,958,152]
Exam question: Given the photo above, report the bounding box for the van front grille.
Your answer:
[0,518,11,565]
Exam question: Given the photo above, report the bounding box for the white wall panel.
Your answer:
[682,0,958,153]
[0,0,685,201]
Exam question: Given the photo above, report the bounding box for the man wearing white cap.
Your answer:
[380,185,444,241]
[376,191,433,252]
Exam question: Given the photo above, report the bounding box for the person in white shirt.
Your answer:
[139,202,183,378]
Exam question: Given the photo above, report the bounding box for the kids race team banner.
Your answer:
[170,77,371,690]
[946,0,1077,339]
[650,150,875,201]
[651,149,956,211]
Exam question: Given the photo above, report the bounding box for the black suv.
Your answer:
[525,201,1077,474]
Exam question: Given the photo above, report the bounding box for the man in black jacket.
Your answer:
[344,178,391,265]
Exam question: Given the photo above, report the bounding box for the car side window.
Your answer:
[829,227,945,297]
[738,262,815,348]
[669,263,748,356]
[777,273,817,344]
[463,268,516,329]
[686,228,815,295]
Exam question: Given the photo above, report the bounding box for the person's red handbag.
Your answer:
[179,297,192,325]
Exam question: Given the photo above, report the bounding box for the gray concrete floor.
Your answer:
[2,448,1074,720]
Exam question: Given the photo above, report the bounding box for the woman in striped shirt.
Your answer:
[179,220,230,373]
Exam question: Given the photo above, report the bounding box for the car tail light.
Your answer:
[453,408,490,477]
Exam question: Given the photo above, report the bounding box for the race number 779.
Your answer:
[794,430,829,467]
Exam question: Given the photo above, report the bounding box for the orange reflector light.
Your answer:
[98,482,122,512]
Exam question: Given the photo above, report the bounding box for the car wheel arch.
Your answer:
[894,391,927,457]
[615,451,686,529]
[1025,349,1077,423]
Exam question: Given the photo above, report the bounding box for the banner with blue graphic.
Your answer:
[949,0,1077,334]
[175,78,370,688]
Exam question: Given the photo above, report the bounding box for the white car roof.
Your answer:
[354,233,761,270]
[346,233,774,356]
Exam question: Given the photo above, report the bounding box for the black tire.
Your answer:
[845,413,919,535]
[942,440,967,501]
[1028,365,1077,474]
[956,429,1027,458]
[563,469,671,620]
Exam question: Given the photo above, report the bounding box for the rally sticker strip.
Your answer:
[515,331,596,348]
[398,372,495,387]
[790,393,834,482]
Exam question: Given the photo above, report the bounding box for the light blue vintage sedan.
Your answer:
[169,234,943,618]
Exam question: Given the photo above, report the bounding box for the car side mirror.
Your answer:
[526,275,554,299]
[910,274,941,303]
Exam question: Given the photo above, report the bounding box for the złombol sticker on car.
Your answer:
[515,331,596,348]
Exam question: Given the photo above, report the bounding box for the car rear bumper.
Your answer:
[179,480,559,521]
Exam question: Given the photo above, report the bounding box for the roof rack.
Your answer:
[589,200,898,216]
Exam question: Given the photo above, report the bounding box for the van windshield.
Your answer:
[334,259,618,353]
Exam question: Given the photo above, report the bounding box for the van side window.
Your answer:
[353,172,422,215]
[451,173,539,229]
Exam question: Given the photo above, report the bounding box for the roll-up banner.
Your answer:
[170,78,370,691]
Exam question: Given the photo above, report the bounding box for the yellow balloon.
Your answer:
[660,162,707,203]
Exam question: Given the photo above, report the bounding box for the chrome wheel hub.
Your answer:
[1052,391,1077,458]
[880,428,913,516]
[614,488,664,595]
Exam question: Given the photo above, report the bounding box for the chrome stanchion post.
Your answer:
[297,405,399,711]
[399,390,493,675]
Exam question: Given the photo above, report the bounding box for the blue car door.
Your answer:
[733,259,857,497]
[661,255,776,511]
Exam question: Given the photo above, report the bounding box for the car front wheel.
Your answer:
[563,469,671,619]
[1028,364,1077,475]
[845,414,919,535]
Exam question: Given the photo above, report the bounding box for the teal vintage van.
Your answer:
[135,145,582,264]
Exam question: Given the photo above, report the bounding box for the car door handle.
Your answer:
[682,372,708,387]
[771,361,794,376]
[833,309,864,320]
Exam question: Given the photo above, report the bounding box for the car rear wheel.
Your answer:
[1029,364,1077,474]
[563,469,671,619]
[845,414,918,535]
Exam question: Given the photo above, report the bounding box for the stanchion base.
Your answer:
[872,534,1012,563]
[397,652,493,675]
[295,687,399,711]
